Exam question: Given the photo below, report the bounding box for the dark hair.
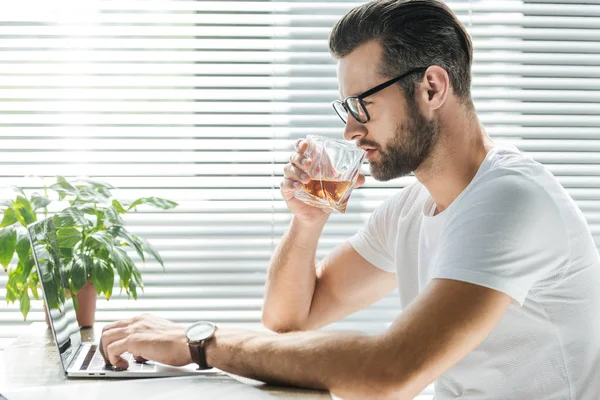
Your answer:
[329,0,473,104]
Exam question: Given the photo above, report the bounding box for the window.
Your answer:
[1,1,599,367]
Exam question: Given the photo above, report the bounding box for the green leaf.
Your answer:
[50,176,77,200]
[139,237,164,270]
[76,204,105,229]
[18,255,35,285]
[112,200,127,214]
[19,288,30,320]
[9,261,23,282]
[88,234,132,293]
[110,246,133,288]
[91,258,114,300]
[15,230,31,263]
[74,179,114,200]
[8,185,25,196]
[131,264,144,290]
[96,208,105,228]
[88,231,115,250]
[54,207,90,228]
[70,254,92,293]
[31,288,40,301]
[77,178,115,190]
[6,270,19,303]
[30,193,51,211]
[0,226,17,270]
[128,280,138,300]
[127,197,178,211]
[40,265,62,313]
[77,204,97,215]
[30,270,40,301]
[60,247,74,261]
[56,227,82,248]
[74,186,109,204]
[109,226,145,263]
[1,208,18,228]
[12,196,36,227]
[96,247,110,261]
[105,205,123,226]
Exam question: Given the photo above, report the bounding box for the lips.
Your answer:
[358,144,377,160]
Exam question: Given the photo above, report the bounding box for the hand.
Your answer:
[280,139,365,224]
[99,314,192,369]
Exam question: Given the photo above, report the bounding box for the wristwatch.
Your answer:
[185,321,218,370]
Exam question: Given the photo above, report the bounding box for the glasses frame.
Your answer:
[331,67,428,124]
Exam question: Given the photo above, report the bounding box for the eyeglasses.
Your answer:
[331,67,428,124]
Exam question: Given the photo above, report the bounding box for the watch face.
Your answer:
[186,322,216,342]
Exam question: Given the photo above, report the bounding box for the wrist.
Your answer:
[292,215,328,231]
[185,321,218,369]
[204,328,219,368]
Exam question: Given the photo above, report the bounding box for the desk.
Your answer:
[0,323,330,399]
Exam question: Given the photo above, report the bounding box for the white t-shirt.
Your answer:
[348,145,600,399]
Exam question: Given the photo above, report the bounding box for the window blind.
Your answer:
[1,0,599,365]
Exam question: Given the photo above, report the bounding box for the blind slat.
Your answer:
[1,0,598,353]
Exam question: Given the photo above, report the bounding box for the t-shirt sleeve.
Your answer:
[432,172,569,306]
[347,195,397,273]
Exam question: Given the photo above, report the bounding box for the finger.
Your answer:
[98,337,110,365]
[354,173,365,188]
[106,337,131,370]
[289,153,311,171]
[133,355,148,364]
[294,139,308,153]
[101,327,130,364]
[102,318,135,335]
[283,164,310,183]
[280,178,303,195]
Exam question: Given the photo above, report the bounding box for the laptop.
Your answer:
[28,217,227,379]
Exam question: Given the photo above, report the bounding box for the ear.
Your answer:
[417,66,449,116]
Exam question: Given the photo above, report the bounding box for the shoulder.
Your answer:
[447,167,565,238]
[464,167,554,211]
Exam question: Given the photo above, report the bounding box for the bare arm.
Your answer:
[263,138,393,332]
[100,279,511,399]
[302,242,397,330]
[261,216,326,332]
[262,228,397,332]
[202,279,512,399]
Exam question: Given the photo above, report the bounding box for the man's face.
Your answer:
[337,40,439,181]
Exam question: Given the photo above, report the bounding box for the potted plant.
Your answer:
[1,176,178,327]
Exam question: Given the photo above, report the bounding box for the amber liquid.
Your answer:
[304,179,353,212]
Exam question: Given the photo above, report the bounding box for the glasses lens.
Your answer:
[332,101,348,124]
[346,98,369,123]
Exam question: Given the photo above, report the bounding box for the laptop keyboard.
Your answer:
[82,345,157,372]
[88,348,108,370]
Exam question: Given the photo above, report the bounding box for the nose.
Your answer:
[343,114,366,142]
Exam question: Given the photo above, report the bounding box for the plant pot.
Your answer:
[43,280,97,329]
[75,280,97,329]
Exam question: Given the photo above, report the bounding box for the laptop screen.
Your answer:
[28,217,82,373]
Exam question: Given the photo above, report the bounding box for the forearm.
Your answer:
[262,216,327,331]
[205,328,391,399]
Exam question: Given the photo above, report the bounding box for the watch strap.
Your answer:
[188,340,211,370]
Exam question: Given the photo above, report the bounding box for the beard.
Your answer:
[362,100,439,181]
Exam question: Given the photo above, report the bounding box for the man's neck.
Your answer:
[415,111,494,214]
